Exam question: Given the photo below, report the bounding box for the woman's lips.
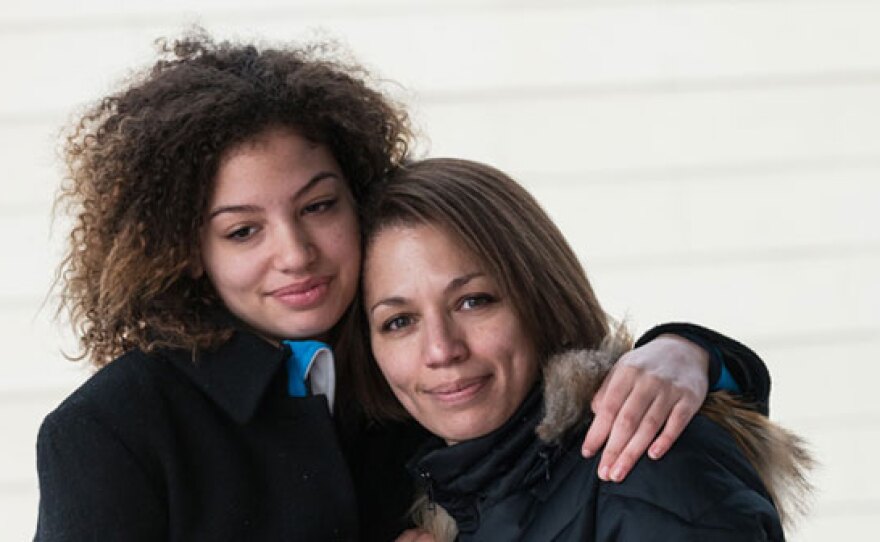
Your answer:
[269,277,331,309]
[425,375,491,406]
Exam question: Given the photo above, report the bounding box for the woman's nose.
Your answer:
[272,222,316,272]
[424,315,468,367]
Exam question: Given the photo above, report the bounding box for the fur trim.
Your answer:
[536,325,632,443]
[537,329,814,529]
[701,392,815,528]
[409,493,459,542]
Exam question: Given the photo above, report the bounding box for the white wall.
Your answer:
[2,0,878,539]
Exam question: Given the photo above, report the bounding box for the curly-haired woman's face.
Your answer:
[199,127,360,342]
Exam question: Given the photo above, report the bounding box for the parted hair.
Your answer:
[350,158,610,420]
[57,31,410,366]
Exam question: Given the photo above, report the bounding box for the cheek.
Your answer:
[317,212,361,272]
[339,237,361,276]
[372,340,415,393]
[489,324,539,390]
[201,243,258,297]
[337,216,362,264]
[511,343,540,393]
[329,230,361,308]
[199,239,224,288]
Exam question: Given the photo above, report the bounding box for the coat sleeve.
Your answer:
[35,405,167,541]
[594,489,783,542]
[634,322,771,415]
[594,413,787,542]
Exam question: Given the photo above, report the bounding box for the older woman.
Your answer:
[360,158,811,541]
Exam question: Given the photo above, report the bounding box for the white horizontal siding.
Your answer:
[419,84,880,172]
[0,305,84,391]
[529,170,880,260]
[4,1,880,118]
[1,0,878,540]
[768,340,880,424]
[591,254,879,338]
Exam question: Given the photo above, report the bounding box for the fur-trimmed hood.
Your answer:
[537,326,815,529]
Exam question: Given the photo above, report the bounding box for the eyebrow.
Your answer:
[368,271,485,315]
[207,171,340,220]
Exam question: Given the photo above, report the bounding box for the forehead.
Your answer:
[364,222,492,292]
[210,127,345,200]
[370,222,476,260]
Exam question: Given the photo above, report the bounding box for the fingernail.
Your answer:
[648,445,663,460]
[582,447,594,458]
[611,466,624,482]
[598,465,609,480]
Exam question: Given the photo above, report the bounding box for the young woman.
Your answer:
[360,158,812,541]
[37,34,773,540]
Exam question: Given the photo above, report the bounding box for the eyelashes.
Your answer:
[459,293,497,310]
[381,314,414,332]
[219,197,339,242]
[225,225,259,241]
[377,293,499,334]
[302,198,337,215]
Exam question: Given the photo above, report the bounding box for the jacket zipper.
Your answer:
[419,469,436,511]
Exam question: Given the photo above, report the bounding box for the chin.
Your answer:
[275,312,343,339]
[278,325,333,341]
[252,320,325,343]
[433,416,502,444]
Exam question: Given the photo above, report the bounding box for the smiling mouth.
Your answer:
[425,376,491,405]
[269,277,331,309]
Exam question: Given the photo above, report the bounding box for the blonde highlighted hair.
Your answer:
[56,32,410,365]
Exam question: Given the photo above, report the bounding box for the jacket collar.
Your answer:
[407,386,554,534]
[158,331,288,424]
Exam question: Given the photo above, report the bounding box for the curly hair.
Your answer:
[57,31,411,366]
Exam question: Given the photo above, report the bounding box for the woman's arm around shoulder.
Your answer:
[635,322,771,412]
[583,322,772,482]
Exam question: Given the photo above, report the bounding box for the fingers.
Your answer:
[597,388,702,482]
[601,393,672,481]
[395,529,436,542]
[595,382,665,481]
[648,396,700,460]
[584,335,711,481]
[582,365,631,458]
[582,410,612,459]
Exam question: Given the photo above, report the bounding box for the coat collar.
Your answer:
[407,386,554,534]
[158,331,289,424]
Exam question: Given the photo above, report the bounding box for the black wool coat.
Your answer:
[35,331,358,541]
